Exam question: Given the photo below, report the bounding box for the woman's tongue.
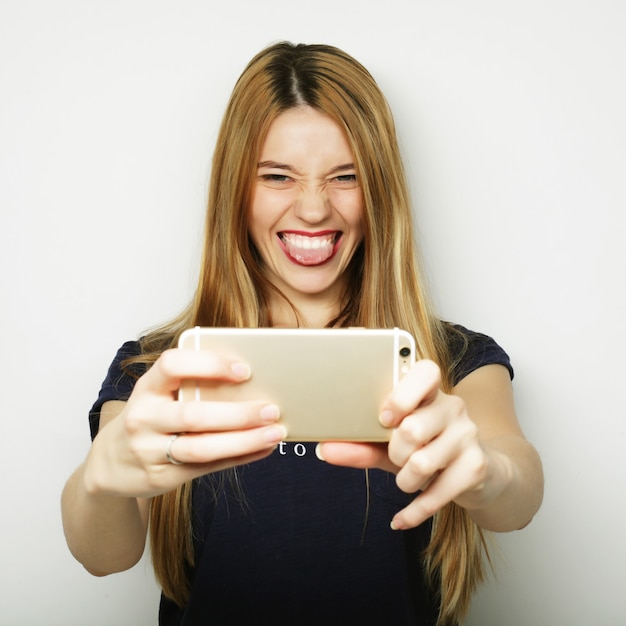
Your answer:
[281,233,336,266]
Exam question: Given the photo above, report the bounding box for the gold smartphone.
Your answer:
[177,326,416,442]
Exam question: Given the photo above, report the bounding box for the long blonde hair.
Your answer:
[136,42,490,625]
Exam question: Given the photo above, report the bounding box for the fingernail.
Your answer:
[379,410,393,427]
[264,424,288,444]
[231,362,251,380]
[260,404,280,422]
[390,518,404,531]
[315,443,325,461]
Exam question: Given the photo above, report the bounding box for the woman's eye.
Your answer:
[333,174,358,186]
[261,173,291,184]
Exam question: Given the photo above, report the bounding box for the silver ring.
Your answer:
[165,433,184,465]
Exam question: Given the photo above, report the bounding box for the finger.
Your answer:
[316,442,397,473]
[139,348,252,395]
[390,448,487,531]
[183,448,279,476]
[379,360,441,428]
[164,423,288,466]
[393,405,477,493]
[393,427,461,494]
[154,400,281,434]
[386,406,446,468]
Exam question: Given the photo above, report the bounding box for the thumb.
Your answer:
[316,442,399,474]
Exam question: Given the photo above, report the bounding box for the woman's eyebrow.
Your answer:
[257,160,301,175]
[325,163,356,176]
[257,161,355,177]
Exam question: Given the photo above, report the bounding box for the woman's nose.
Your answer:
[293,188,331,224]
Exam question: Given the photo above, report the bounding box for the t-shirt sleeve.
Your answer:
[446,323,514,386]
[88,340,144,440]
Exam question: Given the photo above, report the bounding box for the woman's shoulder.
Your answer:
[88,340,145,439]
[442,322,514,386]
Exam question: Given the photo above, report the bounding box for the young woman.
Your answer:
[61,42,543,626]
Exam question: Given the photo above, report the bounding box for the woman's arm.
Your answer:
[61,349,287,576]
[61,401,150,576]
[448,364,543,531]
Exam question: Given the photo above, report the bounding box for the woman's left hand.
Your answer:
[318,359,541,531]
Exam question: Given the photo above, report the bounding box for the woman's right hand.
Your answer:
[83,348,287,499]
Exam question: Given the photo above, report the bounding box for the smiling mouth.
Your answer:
[278,232,341,266]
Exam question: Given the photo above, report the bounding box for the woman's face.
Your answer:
[248,106,364,310]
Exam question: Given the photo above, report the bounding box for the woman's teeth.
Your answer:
[280,233,337,265]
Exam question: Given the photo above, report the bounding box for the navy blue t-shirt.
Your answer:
[88,325,513,626]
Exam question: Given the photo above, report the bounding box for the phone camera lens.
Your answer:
[399,347,411,358]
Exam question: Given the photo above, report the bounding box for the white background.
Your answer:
[1,1,624,625]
